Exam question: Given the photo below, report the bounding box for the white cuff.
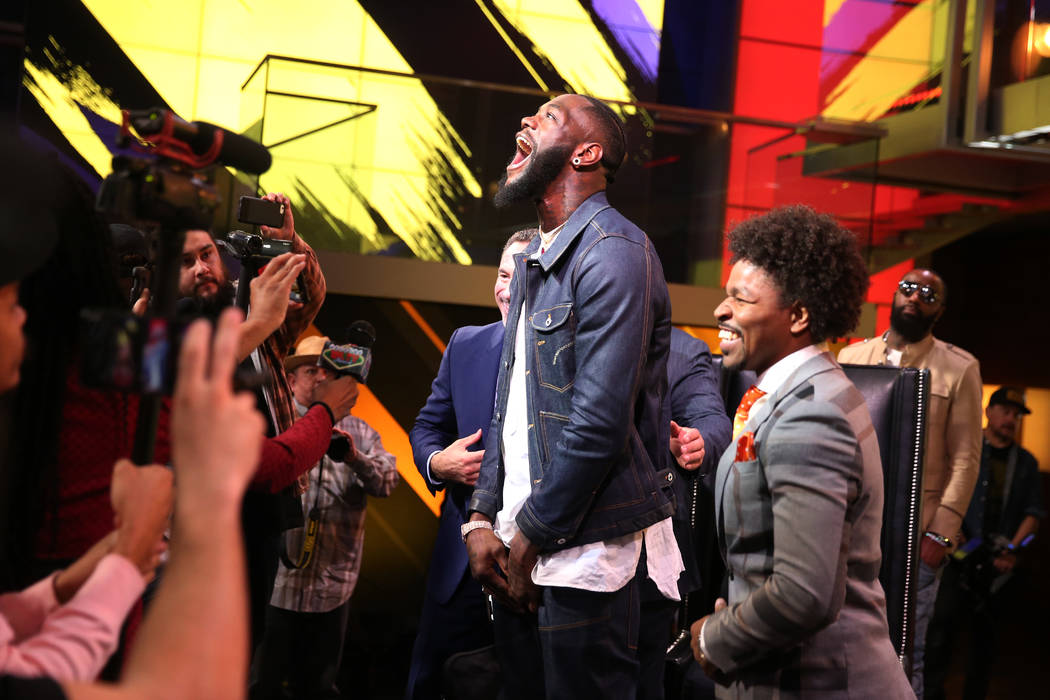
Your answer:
[425,450,443,486]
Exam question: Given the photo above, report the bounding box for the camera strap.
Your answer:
[279,458,325,570]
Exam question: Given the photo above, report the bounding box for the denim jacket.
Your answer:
[468,192,674,551]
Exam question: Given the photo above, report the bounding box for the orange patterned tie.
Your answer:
[733,385,767,440]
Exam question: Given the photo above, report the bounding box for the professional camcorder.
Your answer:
[96,109,270,228]
[952,532,1036,598]
[87,108,272,462]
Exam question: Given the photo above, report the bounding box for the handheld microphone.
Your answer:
[319,320,376,384]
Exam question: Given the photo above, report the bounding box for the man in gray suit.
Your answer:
[690,205,913,698]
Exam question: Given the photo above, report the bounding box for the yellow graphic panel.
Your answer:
[80,0,479,263]
[820,0,973,122]
[488,0,638,110]
[22,61,118,177]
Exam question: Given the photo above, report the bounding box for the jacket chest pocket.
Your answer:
[725,459,771,553]
[531,303,575,393]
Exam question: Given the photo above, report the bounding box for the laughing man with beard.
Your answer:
[465,94,681,698]
[838,267,982,699]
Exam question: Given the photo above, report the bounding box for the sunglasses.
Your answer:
[898,280,939,304]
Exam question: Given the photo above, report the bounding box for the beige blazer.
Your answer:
[839,334,982,538]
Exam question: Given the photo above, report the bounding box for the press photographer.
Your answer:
[90,109,349,651]
[172,192,365,651]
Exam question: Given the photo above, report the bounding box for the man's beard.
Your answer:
[493,141,574,208]
[180,279,237,320]
[890,303,938,343]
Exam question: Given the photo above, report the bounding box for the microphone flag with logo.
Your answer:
[319,320,375,383]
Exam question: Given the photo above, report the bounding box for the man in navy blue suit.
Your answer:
[641,328,731,699]
[405,229,537,700]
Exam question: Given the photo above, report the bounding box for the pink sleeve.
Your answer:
[0,554,145,680]
[0,574,59,643]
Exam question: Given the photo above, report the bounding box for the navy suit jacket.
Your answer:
[666,328,732,596]
[410,321,503,604]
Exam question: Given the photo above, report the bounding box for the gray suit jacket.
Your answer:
[706,352,913,699]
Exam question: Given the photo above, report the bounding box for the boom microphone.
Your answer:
[185,122,272,175]
[127,109,272,174]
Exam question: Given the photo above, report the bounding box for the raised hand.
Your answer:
[670,420,706,471]
[258,192,295,241]
[172,308,265,512]
[313,375,360,422]
[109,459,173,579]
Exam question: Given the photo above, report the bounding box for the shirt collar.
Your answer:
[756,343,827,395]
[293,398,309,417]
[881,330,935,365]
[531,191,611,271]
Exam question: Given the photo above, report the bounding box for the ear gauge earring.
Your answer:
[572,157,581,166]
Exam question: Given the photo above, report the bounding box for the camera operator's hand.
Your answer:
[237,252,306,361]
[993,552,1017,573]
[431,429,484,486]
[174,308,266,512]
[314,375,359,423]
[259,192,295,241]
[109,458,173,580]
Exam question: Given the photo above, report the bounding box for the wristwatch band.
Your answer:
[924,531,952,548]
[460,520,493,543]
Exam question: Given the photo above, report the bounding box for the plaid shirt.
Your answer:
[255,232,327,438]
[270,404,399,613]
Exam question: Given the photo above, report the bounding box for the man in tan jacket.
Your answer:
[839,267,982,698]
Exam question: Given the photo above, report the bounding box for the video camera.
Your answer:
[951,532,1036,598]
[219,186,310,307]
[96,109,270,228]
[87,108,273,462]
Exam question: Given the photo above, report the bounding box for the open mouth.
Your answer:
[718,328,740,342]
[718,327,741,353]
[508,133,533,170]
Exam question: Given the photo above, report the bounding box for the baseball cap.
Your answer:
[988,386,1032,415]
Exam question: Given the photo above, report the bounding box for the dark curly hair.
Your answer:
[728,205,869,342]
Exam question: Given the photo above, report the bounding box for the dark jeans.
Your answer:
[250,600,351,700]
[637,583,677,700]
[405,568,494,700]
[925,562,1006,700]
[492,571,643,700]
